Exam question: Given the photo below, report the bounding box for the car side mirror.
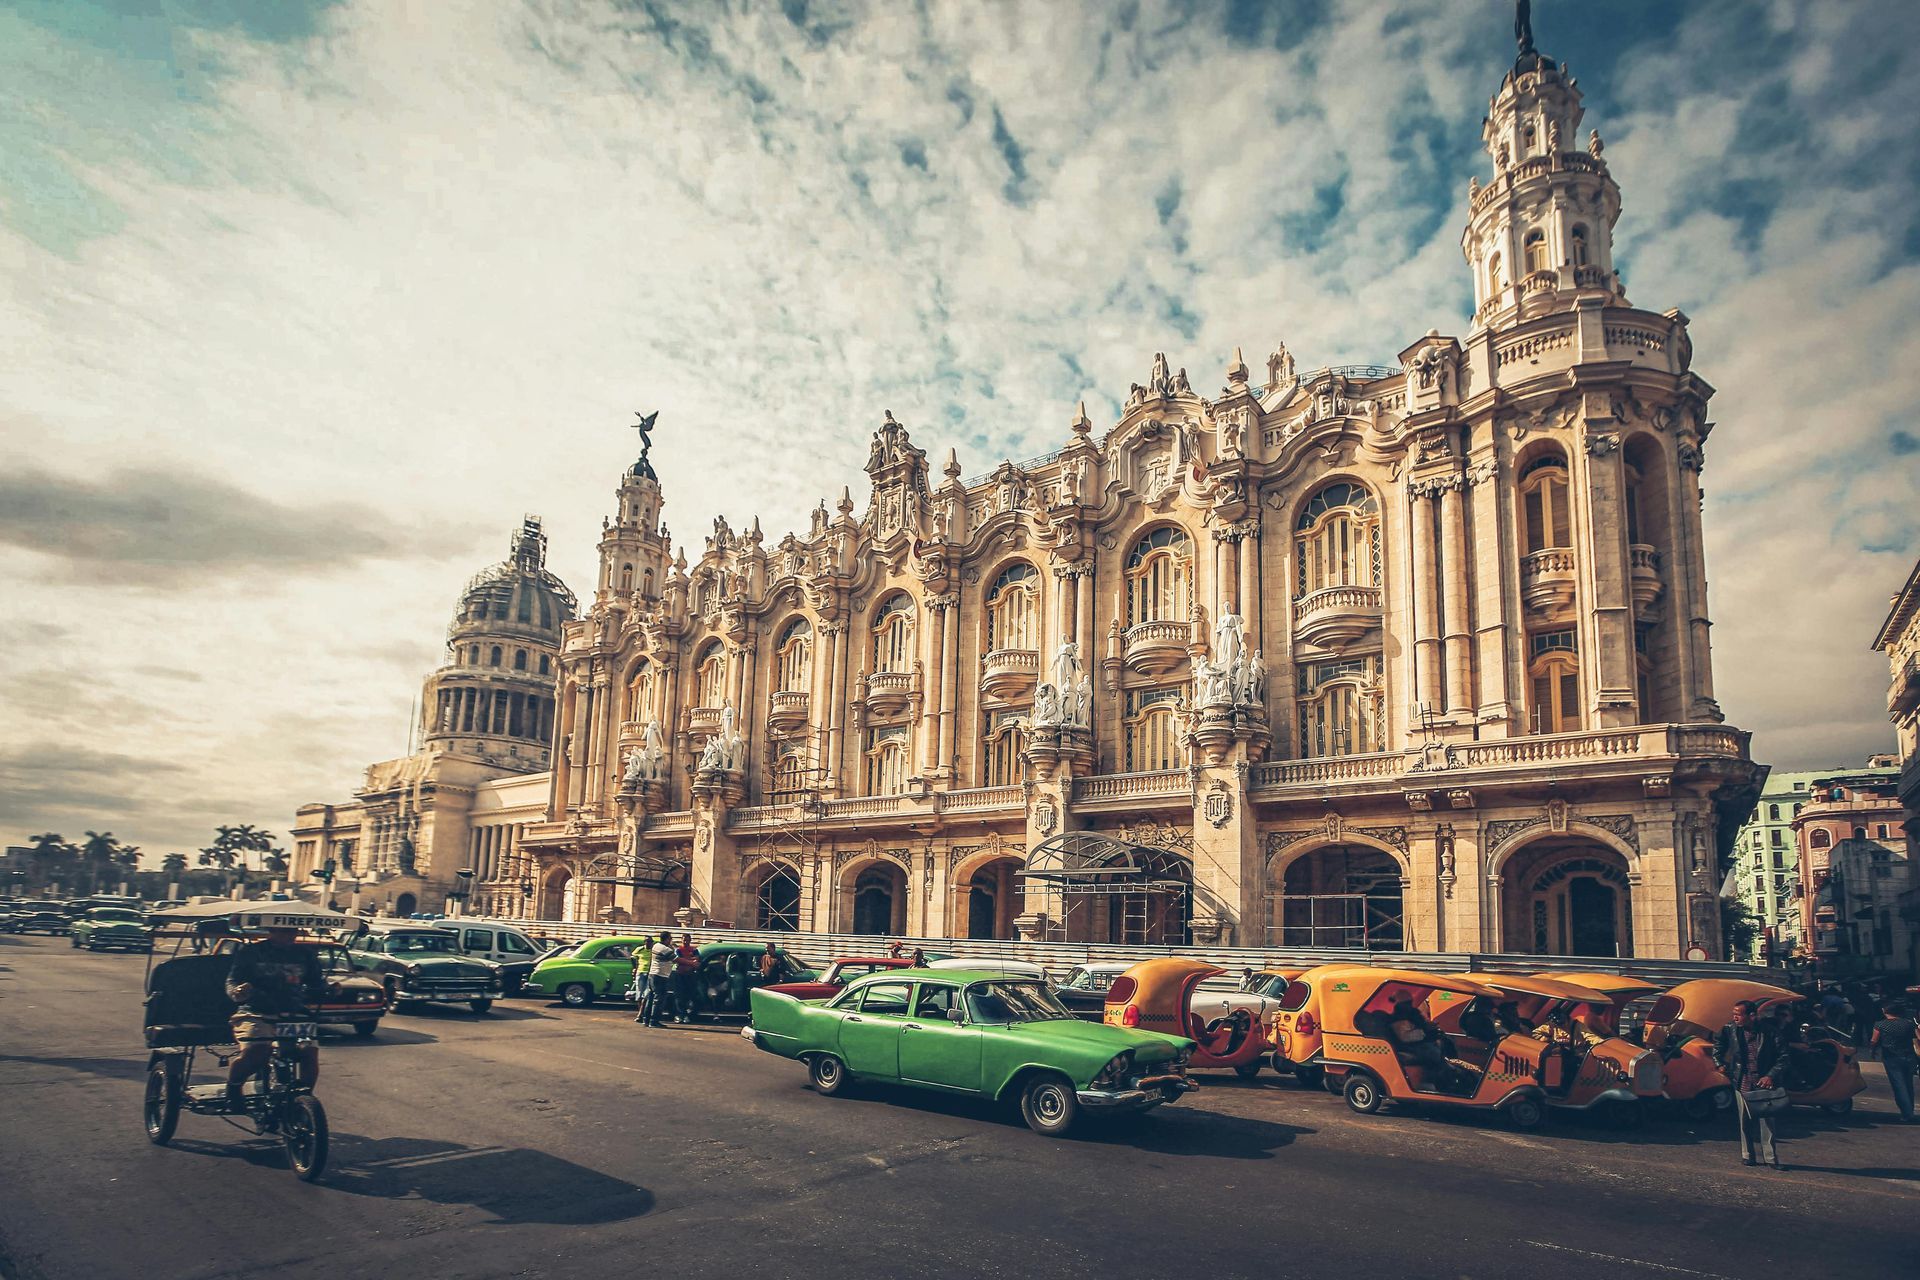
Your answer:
[947,1008,966,1024]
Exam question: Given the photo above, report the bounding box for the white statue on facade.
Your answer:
[1192,658,1232,709]
[1212,610,1245,680]
[1033,683,1064,727]
[1051,641,1082,697]
[1073,678,1091,728]
[1241,649,1266,707]
[698,734,727,773]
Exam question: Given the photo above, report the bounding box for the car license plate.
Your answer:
[276,1022,319,1039]
[425,993,479,1001]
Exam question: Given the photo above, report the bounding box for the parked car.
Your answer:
[926,957,1051,982]
[1053,963,1135,1020]
[6,902,73,935]
[525,935,652,1007]
[764,956,912,1001]
[68,907,152,952]
[346,925,503,1014]
[440,922,544,994]
[745,968,1197,1134]
[214,935,390,1037]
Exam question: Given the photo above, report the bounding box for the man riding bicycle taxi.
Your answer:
[223,924,323,1107]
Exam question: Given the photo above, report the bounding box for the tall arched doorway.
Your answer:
[958,855,1023,939]
[1023,832,1191,945]
[848,861,907,935]
[394,891,417,918]
[749,863,801,931]
[1500,840,1634,957]
[1270,844,1405,950]
[539,866,573,922]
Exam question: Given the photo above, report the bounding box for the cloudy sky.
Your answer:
[3,0,1916,863]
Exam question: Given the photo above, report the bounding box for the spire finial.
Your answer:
[1515,0,1535,58]
[1071,401,1092,435]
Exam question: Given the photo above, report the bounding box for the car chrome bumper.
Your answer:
[1077,1078,1198,1109]
[1553,1087,1640,1110]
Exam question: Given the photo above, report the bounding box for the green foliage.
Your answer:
[1720,896,1760,959]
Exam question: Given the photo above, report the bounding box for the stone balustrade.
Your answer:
[1292,584,1384,650]
[1073,770,1188,805]
[1123,619,1189,675]
[1521,547,1577,617]
[767,689,809,733]
[979,648,1039,700]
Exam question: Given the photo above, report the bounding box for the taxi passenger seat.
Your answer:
[144,954,238,1048]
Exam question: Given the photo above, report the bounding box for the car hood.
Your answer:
[390,955,495,976]
[994,1018,1192,1063]
[90,921,148,933]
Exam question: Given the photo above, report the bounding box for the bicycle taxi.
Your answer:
[1642,978,1866,1115]
[1102,957,1275,1078]
[141,900,344,1181]
[1270,966,1554,1128]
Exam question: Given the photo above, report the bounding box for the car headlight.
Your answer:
[1091,1051,1134,1090]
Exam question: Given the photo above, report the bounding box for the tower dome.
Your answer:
[423,517,578,768]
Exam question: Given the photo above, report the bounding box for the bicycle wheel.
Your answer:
[281,1095,329,1181]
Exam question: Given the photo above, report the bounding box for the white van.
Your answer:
[447,923,543,993]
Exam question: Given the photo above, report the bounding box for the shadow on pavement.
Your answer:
[322,1025,438,1047]
[323,1135,655,1223]
[0,1053,148,1082]
[1782,1163,1920,1180]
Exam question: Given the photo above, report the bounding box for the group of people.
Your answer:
[627,935,790,1027]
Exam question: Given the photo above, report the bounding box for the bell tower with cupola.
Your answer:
[596,412,674,610]
[1463,2,1625,331]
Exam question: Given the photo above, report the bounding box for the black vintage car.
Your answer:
[5,902,73,935]
[347,926,503,1014]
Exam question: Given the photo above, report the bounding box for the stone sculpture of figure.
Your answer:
[1074,678,1092,729]
[1172,367,1192,396]
[642,719,667,778]
[1065,456,1088,503]
[1242,649,1267,707]
[698,735,726,773]
[623,748,647,785]
[1150,351,1171,393]
[1191,659,1228,709]
[1033,683,1063,727]
[719,702,736,744]
[865,431,885,471]
[931,501,950,542]
[1051,641,1082,697]
[1212,610,1245,680]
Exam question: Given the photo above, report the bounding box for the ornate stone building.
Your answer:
[489,18,1762,957]
[290,519,574,916]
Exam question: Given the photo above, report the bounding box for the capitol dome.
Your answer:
[423,518,577,768]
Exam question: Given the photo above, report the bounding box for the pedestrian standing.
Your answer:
[631,942,654,1026]
[1714,999,1789,1169]
[1869,999,1918,1123]
[643,932,675,1026]
[1854,986,1884,1059]
[672,933,699,1024]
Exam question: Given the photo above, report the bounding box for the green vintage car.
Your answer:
[528,938,815,1013]
[346,926,503,1014]
[68,907,151,952]
[745,968,1197,1134]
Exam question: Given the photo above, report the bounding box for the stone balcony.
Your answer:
[1124,619,1190,675]
[1292,584,1383,651]
[1888,658,1919,719]
[1522,547,1577,619]
[686,706,723,737]
[767,689,809,733]
[979,648,1039,701]
[862,669,916,716]
[1629,544,1663,611]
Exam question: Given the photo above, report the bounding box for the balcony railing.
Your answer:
[821,794,905,819]
[1628,544,1663,610]
[938,785,1024,815]
[1250,752,1405,789]
[1521,547,1577,617]
[1123,619,1190,676]
[768,689,810,733]
[979,648,1039,701]
[1073,771,1189,804]
[863,670,916,714]
[686,706,723,737]
[1292,585,1383,650]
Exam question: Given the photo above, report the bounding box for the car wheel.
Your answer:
[1506,1095,1546,1130]
[353,1021,378,1039]
[1343,1072,1384,1115]
[1235,1062,1262,1080]
[1606,1100,1644,1130]
[1822,1098,1853,1116]
[143,1063,180,1145]
[469,999,493,1015]
[808,1054,850,1096]
[1293,1063,1325,1091]
[560,983,593,1008]
[1683,1088,1728,1122]
[1020,1073,1080,1136]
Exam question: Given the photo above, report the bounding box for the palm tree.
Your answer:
[262,847,289,876]
[162,852,189,877]
[80,831,119,893]
[26,832,76,894]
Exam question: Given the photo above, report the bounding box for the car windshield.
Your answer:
[314,946,354,974]
[91,910,143,922]
[965,980,1074,1024]
[383,933,457,954]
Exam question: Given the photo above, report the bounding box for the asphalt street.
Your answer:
[1,934,1916,1280]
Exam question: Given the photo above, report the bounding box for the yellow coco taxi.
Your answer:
[1274,966,1554,1129]
[1550,972,1733,1121]
[1452,973,1663,1124]
[1644,979,1866,1116]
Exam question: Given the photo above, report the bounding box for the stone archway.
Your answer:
[394,891,418,918]
[1496,838,1634,957]
[841,858,908,936]
[1266,841,1407,950]
[952,852,1023,940]
[539,865,574,922]
[744,860,802,931]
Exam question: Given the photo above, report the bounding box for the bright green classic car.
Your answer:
[68,907,151,953]
[745,968,1197,1134]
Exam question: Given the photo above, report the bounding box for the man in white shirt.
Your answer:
[640,932,675,1027]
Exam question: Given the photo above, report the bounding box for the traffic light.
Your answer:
[312,861,336,885]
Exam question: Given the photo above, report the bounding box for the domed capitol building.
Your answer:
[295,18,1762,959]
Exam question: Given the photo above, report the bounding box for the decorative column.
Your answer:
[921,594,947,775]
[1465,458,1513,732]
[1439,481,1474,714]
[1409,486,1444,714]
[1579,405,1638,728]
[938,597,960,777]
[825,620,849,791]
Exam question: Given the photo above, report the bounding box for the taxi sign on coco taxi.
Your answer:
[744,968,1197,1135]
[1271,966,1554,1129]
[1103,957,1275,1079]
[1450,973,1663,1126]
[1643,979,1867,1116]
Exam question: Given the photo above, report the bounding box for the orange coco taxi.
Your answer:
[1276,967,1554,1129]
[1451,973,1663,1122]
[1104,958,1273,1078]
[1549,972,1731,1121]
[1644,979,1866,1115]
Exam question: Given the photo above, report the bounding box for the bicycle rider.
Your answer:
[224,924,323,1108]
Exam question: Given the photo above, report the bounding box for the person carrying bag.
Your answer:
[1714,999,1789,1168]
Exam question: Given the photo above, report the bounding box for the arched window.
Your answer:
[489,646,503,667]
[538,655,551,676]
[982,710,1027,786]
[514,649,528,671]
[872,594,914,674]
[1520,454,1572,554]
[985,563,1038,651]
[1126,528,1190,626]
[468,645,480,665]
[618,563,633,593]
[1523,120,1538,153]
[1488,252,1504,295]
[775,618,812,692]
[1123,687,1184,771]
[1295,482,1380,594]
[866,725,909,796]
[1523,229,1549,275]
[694,642,727,708]
[626,662,652,722]
[1810,830,1832,851]
[771,750,808,801]
[1528,631,1581,733]
[1297,658,1383,758]
[1570,225,1589,267]
[1768,804,1781,821]
[642,568,654,598]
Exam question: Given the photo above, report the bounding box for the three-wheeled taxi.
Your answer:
[1550,972,1731,1120]
[1642,979,1866,1115]
[1103,957,1273,1079]
[1452,973,1663,1123]
[142,901,341,1181]
[1272,966,1553,1128]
